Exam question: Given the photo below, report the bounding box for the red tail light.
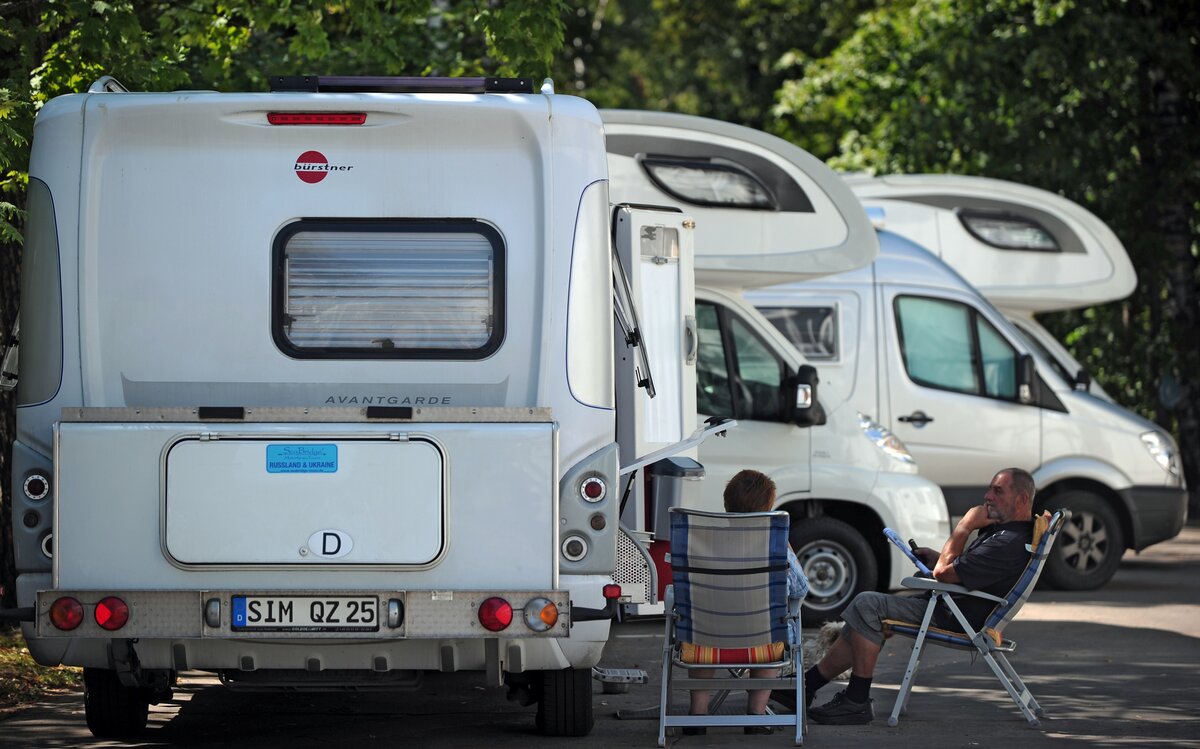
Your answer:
[49,597,83,631]
[477,597,513,632]
[602,584,622,600]
[94,597,130,631]
[580,477,607,502]
[267,112,367,125]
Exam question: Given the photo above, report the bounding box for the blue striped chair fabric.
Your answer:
[657,507,804,746]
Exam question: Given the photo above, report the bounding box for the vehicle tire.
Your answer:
[1040,491,1124,590]
[84,668,150,739]
[791,517,878,625]
[535,667,594,737]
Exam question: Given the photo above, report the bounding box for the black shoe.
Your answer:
[681,725,706,736]
[808,690,875,725]
[744,712,777,735]
[769,689,797,712]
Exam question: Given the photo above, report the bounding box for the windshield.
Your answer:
[1007,319,1075,385]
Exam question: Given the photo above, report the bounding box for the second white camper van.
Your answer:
[601,110,950,623]
[750,179,1187,591]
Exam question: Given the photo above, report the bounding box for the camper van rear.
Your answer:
[5,78,648,738]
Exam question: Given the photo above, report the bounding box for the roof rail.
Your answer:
[88,76,129,93]
[269,76,534,94]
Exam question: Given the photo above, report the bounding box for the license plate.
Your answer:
[231,596,380,632]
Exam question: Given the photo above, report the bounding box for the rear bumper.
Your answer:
[35,589,570,639]
[1123,485,1188,550]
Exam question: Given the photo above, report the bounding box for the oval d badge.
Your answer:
[307,529,353,559]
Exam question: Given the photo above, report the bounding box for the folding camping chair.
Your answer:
[882,509,1070,728]
[658,507,804,745]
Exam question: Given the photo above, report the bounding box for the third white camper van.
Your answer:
[602,110,950,622]
[750,175,1187,590]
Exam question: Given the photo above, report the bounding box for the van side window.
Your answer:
[696,303,734,418]
[759,305,838,361]
[728,316,784,420]
[272,219,504,359]
[695,302,785,421]
[894,296,1018,399]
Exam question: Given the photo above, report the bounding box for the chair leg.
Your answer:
[901,648,925,714]
[888,597,940,728]
[658,594,674,747]
[888,634,928,727]
[795,646,805,746]
[980,651,1040,727]
[990,651,1044,723]
[993,651,1043,716]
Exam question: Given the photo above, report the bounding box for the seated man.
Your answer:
[786,467,1037,725]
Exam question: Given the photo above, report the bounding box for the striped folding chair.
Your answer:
[882,509,1070,728]
[658,507,803,745]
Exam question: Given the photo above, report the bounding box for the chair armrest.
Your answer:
[899,576,1007,604]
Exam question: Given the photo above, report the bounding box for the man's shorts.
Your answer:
[840,592,930,646]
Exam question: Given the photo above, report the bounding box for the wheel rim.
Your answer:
[796,539,857,611]
[1058,509,1110,573]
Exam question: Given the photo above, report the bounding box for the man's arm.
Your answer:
[932,505,998,584]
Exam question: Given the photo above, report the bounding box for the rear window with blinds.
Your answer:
[272,220,504,359]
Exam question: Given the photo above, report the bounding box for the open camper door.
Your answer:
[847,174,1136,313]
[602,108,878,519]
[603,110,878,289]
[613,206,699,606]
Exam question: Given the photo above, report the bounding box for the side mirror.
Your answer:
[1072,368,1091,392]
[785,364,826,427]
[1017,354,1038,404]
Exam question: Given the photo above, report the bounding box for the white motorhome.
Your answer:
[601,110,950,623]
[0,75,726,739]
[749,184,1187,591]
[848,173,1136,402]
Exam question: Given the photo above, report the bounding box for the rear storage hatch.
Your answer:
[52,409,557,592]
[165,437,443,565]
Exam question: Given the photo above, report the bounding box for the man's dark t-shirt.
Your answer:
[933,520,1033,631]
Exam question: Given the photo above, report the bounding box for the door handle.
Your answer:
[683,314,698,365]
[898,411,934,426]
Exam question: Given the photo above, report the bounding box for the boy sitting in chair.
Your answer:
[686,469,809,734]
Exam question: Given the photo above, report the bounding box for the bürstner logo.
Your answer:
[294,150,354,183]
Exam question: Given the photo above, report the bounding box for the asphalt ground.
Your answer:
[2,525,1198,748]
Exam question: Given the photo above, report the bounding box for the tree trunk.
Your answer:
[1,236,20,610]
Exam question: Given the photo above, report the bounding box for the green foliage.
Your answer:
[773,0,1200,499]
[0,0,568,243]
[553,0,879,128]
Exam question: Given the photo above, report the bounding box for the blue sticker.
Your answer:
[266,444,338,473]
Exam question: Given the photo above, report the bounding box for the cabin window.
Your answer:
[641,157,777,210]
[273,220,504,359]
[695,302,786,421]
[695,303,734,418]
[958,210,1059,252]
[894,295,1018,400]
[760,305,838,361]
[16,178,63,406]
[568,182,614,408]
